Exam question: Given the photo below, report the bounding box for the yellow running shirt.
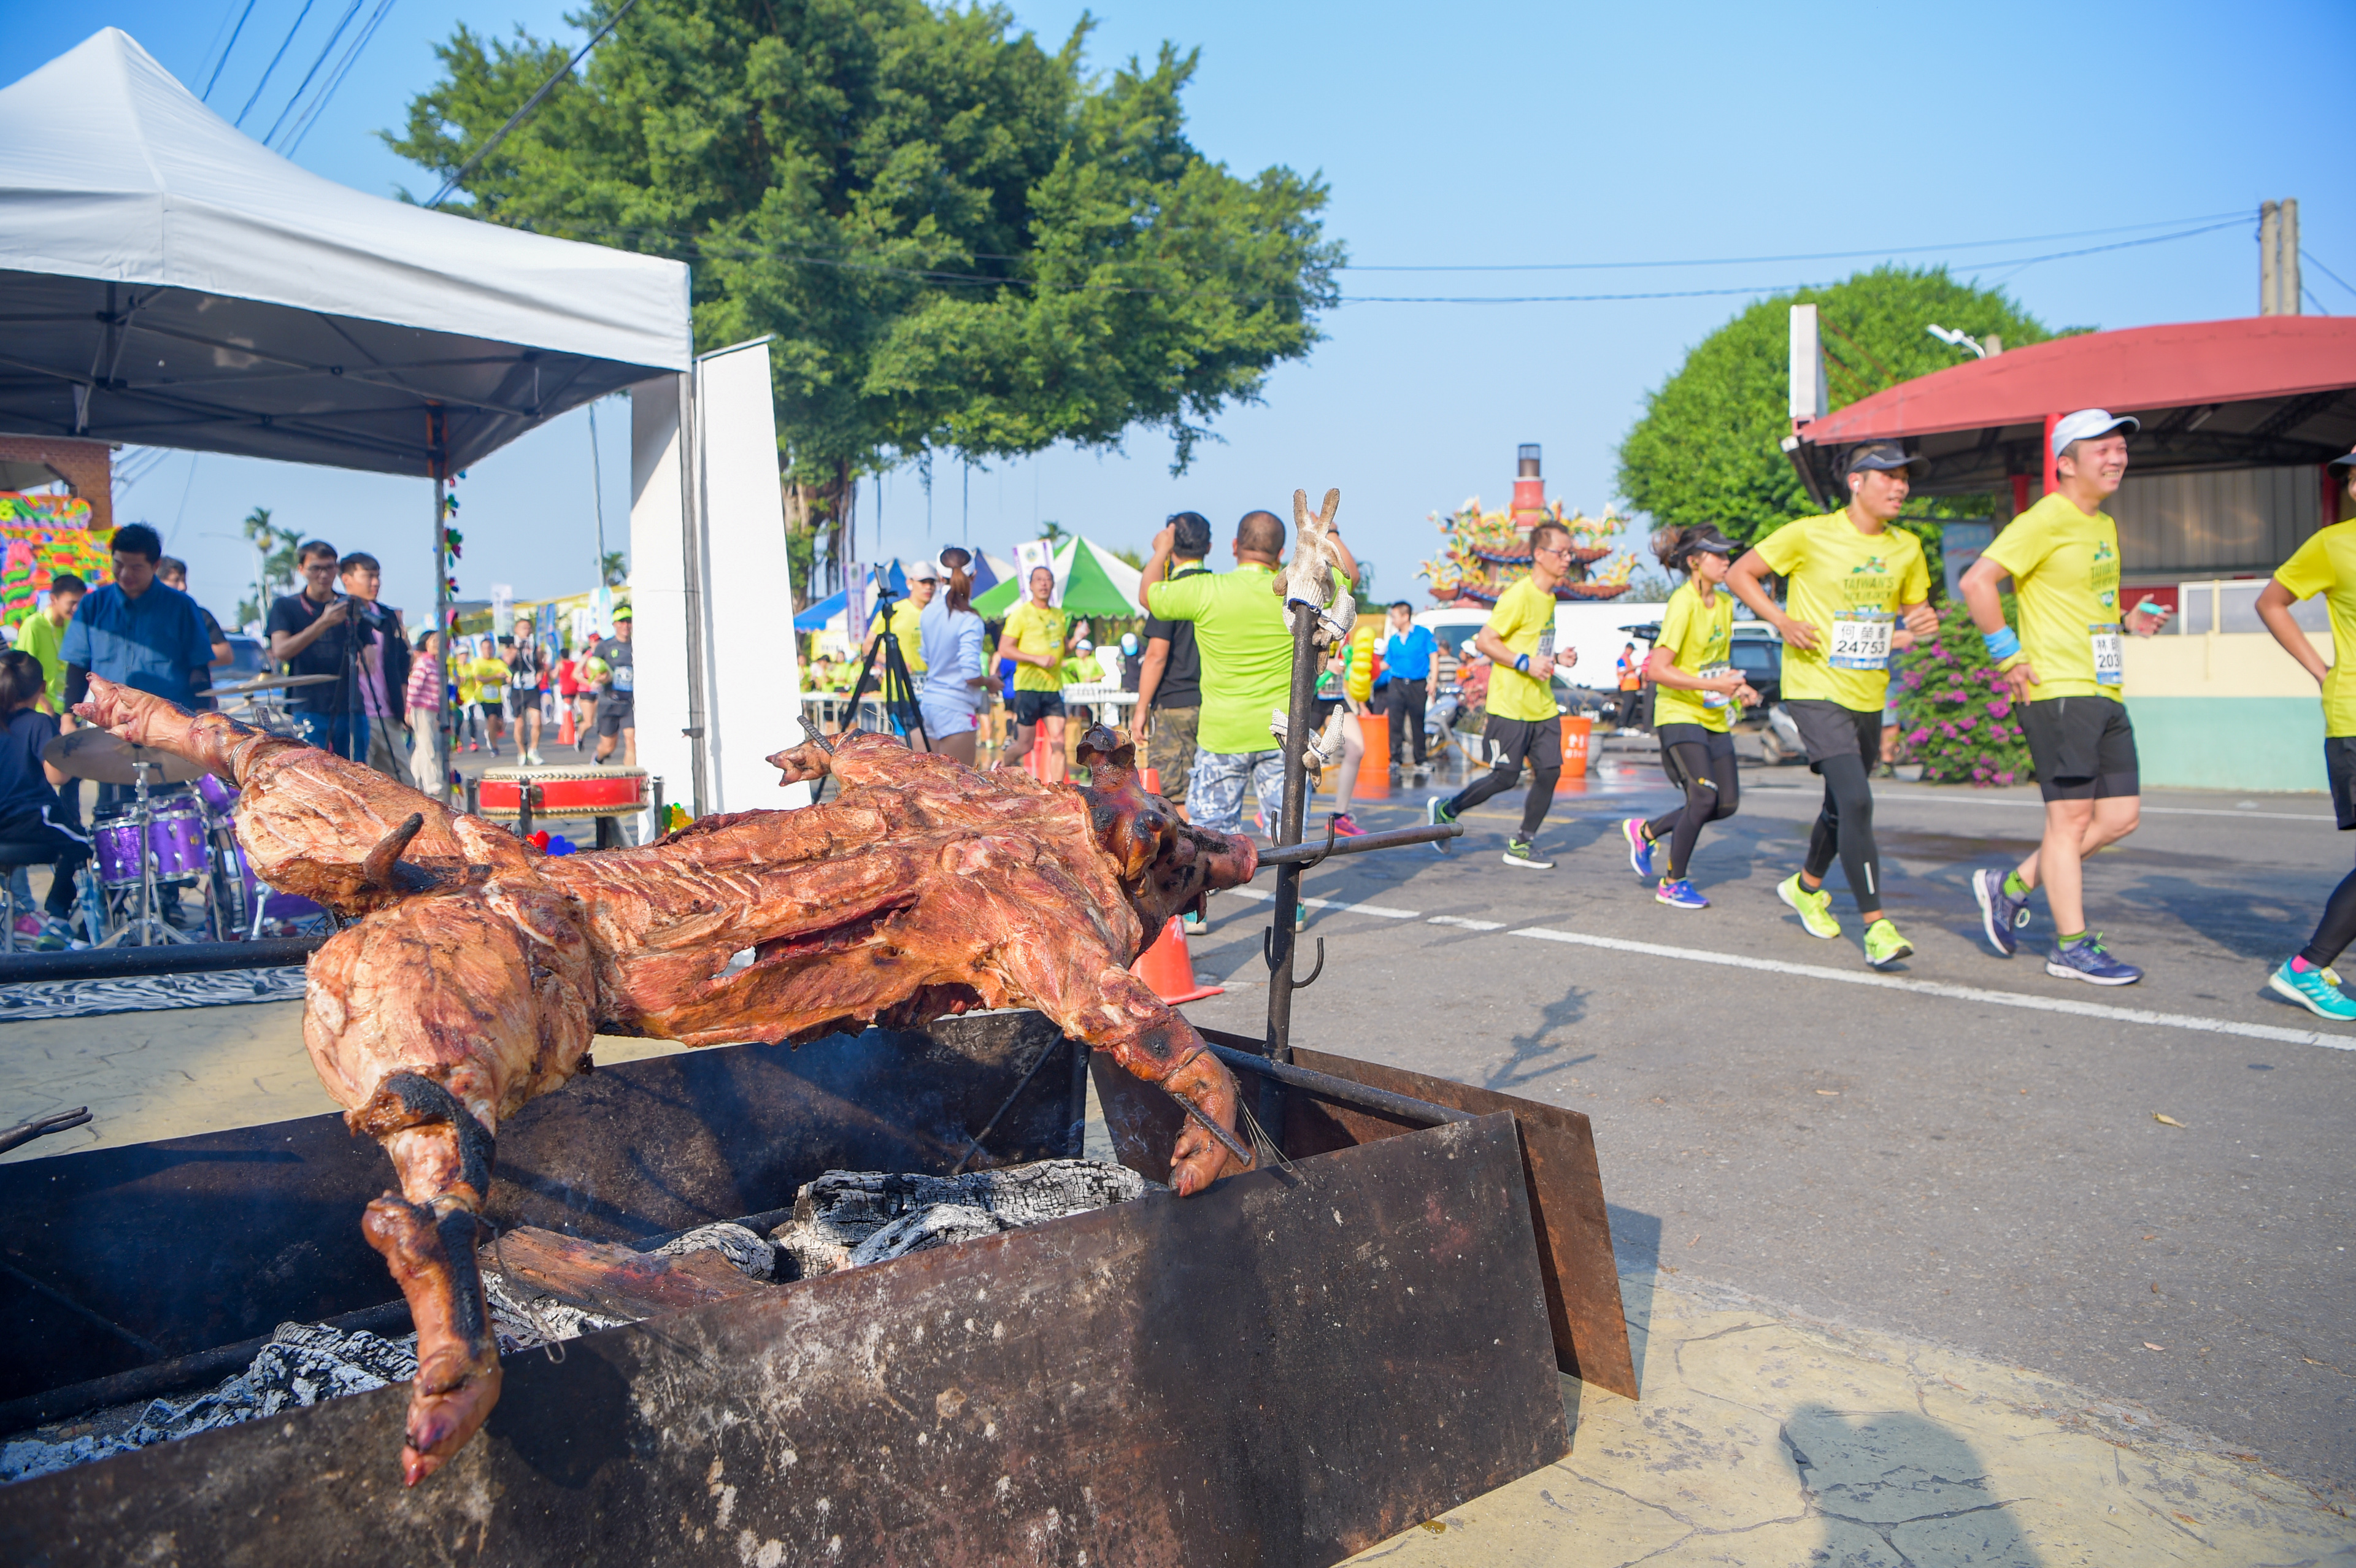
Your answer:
[1981,492,2125,701]
[888,597,927,674]
[1003,601,1068,693]
[2273,520,2356,737]
[1651,580,1735,732]
[1483,576,1562,723]
[1755,509,1931,713]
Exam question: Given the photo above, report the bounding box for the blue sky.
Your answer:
[7,0,2352,624]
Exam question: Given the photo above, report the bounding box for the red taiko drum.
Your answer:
[477,767,649,819]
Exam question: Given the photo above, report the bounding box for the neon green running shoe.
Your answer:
[1863,918,1914,970]
[1776,873,1839,939]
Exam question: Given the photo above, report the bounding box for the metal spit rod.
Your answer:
[1253,821,1461,868]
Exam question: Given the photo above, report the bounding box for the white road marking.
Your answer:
[1428,915,1506,931]
[1232,887,1421,920]
[1508,926,2354,1052]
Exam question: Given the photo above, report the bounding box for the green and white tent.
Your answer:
[972,536,1144,619]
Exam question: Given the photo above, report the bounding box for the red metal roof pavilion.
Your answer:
[1790,317,2356,501]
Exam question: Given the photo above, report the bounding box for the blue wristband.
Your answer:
[1515,653,1530,673]
[1981,625,2020,662]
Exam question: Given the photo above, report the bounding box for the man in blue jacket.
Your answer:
[1380,601,1436,782]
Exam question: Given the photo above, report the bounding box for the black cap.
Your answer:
[2331,446,2356,470]
[1846,441,1927,476]
[1687,528,1738,557]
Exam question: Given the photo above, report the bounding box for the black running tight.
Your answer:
[1803,753,1885,915]
[1450,755,1560,836]
[2300,866,2356,968]
[1645,726,1739,880]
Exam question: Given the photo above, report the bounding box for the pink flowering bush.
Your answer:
[1892,595,2035,787]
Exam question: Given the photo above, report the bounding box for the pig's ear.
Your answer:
[1074,723,1135,780]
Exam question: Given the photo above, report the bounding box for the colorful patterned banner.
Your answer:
[0,493,110,627]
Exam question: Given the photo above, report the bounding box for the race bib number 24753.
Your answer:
[1827,611,1894,671]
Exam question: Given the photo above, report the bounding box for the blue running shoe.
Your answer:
[2046,933,2141,986]
[1428,795,1456,852]
[1972,867,2031,957]
[2269,958,2356,1022]
[1655,877,1707,909]
[1623,818,1657,880]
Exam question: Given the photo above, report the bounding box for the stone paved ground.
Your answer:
[1347,1274,2356,1567]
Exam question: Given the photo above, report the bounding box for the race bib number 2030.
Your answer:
[2090,623,2123,686]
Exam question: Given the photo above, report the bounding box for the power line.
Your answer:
[261,0,364,147]
[282,0,397,155]
[1341,220,2246,303]
[233,0,318,129]
[427,0,641,209]
[1339,211,2251,273]
[198,0,259,102]
[2304,249,2356,302]
[524,215,2233,307]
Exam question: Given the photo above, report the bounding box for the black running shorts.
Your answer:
[1012,690,1066,725]
[594,697,634,739]
[1784,699,1879,772]
[1482,714,1563,771]
[2019,694,2138,802]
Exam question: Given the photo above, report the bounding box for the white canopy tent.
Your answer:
[0,28,691,473]
[0,31,797,825]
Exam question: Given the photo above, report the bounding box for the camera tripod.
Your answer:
[839,584,930,752]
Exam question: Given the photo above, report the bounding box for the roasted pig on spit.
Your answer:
[74,679,1260,1485]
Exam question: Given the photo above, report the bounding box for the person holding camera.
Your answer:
[266,539,373,762]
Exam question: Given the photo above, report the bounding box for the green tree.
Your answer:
[600,550,628,588]
[390,1,1339,609]
[237,505,302,626]
[1616,267,2058,572]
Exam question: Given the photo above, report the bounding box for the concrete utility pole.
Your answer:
[2261,199,2301,316]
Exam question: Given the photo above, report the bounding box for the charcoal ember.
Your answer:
[1,1323,419,1486]
[770,1158,1150,1280]
[847,1202,1002,1268]
[653,1222,775,1281]
[480,1267,629,1352]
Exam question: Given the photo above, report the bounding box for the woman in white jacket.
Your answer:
[917,550,990,764]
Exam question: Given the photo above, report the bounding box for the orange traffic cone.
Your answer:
[1141,766,1161,793]
[556,699,576,748]
[1131,915,1223,1004]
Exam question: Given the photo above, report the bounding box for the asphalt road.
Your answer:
[1176,736,2355,1504]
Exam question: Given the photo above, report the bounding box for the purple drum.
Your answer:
[213,826,323,931]
[94,799,211,889]
[196,773,239,813]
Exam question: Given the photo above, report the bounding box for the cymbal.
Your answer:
[43,728,209,785]
[212,672,339,695]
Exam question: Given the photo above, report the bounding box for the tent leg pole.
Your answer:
[429,407,451,808]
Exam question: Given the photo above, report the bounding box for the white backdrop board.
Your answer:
[629,374,696,840]
[628,348,809,834]
[696,341,807,812]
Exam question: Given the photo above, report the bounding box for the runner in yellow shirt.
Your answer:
[1428,518,1579,869]
[1623,526,1755,909]
[996,567,1069,782]
[2255,446,2356,1021]
[1730,442,1936,969]
[1962,409,2170,986]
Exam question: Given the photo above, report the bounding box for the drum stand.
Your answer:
[94,762,207,948]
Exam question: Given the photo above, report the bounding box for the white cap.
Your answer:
[906,558,942,582]
[2050,408,2139,458]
